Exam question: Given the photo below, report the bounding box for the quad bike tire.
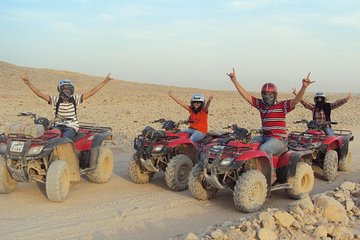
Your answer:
[46,160,70,202]
[323,150,338,181]
[233,170,267,213]
[128,153,153,184]
[338,146,351,171]
[286,162,314,199]
[165,154,193,191]
[0,155,17,193]
[87,147,114,183]
[188,163,218,200]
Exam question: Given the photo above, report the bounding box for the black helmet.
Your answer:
[35,117,50,129]
[162,120,176,131]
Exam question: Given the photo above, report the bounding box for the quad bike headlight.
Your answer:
[152,145,165,152]
[220,158,233,166]
[27,145,44,156]
[0,142,7,154]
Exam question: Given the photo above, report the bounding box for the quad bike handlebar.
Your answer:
[293,119,338,130]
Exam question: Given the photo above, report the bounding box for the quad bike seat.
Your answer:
[142,126,166,139]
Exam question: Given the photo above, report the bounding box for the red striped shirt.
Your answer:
[251,96,294,139]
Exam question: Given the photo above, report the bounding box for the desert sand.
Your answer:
[0,61,359,239]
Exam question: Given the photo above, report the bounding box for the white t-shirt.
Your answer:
[49,95,83,131]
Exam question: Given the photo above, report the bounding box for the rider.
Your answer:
[292,90,351,136]
[227,68,314,181]
[21,73,113,141]
[168,90,213,143]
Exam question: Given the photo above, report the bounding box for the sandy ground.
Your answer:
[0,61,359,239]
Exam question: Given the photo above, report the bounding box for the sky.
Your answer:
[0,0,359,93]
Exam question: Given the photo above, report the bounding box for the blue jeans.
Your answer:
[182,128,205,143]
[324,127,334,136]
[55,125,77,141]
[252,136,287,167]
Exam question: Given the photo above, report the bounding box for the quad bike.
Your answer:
[128,118,226,191]
[0,112,114,202]
[188,127,315,213]
[288,119,354,181]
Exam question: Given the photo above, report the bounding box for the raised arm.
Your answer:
[21,72,50,102]
[292,87,314,110]
[168,90,190,111]
[330,92,351,109]
[204,93,213,113]
[82,73,113,100]
[291,72,315,108]
[227,68,252,105]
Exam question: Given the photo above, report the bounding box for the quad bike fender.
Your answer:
[37,137,73,159]
[338,134,353,160]
[322,137,340,151]
[283,150,313,179]
[49,142,80,182]
[89,132,112,169]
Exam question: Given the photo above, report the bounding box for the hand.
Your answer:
[104,73,113,83]
[21,72,30,85]
[226,68,237,82]
[302,72,315,88]
[168,89,173,96]
[346,92,352,101]
[208,93,214,101]
[292,87,297,96]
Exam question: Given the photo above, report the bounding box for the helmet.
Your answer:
[190,93,205,103]
[261,83,278,99]
[57,79,74,93]
[190,93,205,113]
[314,92,326,102]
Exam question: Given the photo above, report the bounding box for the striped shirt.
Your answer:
[49,95,83,131]
[251,96,294,139]
[300,98,348,122]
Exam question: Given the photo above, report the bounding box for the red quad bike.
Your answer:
[288,119,354,181]
[0,112,114,202]
[188,126,315,213]
[128,118,226,191]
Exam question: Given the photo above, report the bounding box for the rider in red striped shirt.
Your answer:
[227,69,315,181]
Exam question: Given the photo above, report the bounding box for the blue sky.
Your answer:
[0,0,359,92]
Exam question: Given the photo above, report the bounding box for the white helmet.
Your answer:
[190,93,205,103]
[57,79,74,93]
[314,91,326,102]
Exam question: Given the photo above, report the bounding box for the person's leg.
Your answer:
[259,137,287,183]
[324,127,334,136]
[61,127,77,141]
[259,137,287,160]
[189,130,205,143]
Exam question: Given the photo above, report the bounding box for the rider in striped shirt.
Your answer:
[21,73,113,141]
[227,69,314,181]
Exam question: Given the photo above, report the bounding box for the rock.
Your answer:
[352,190,360,198]
[345,199,355,211]
[292,221,302,230]
[298,197,315,214]
[304,224,315,231]
[340,182,356,191]
[313,225,327,238]
[211,229,226,240]
[314,194,349,223]
[274,211,295,228]
[304,216,317,225]
[259,211,276,230]
[289,204,305,218]
[257,228,277,240]
[331,225,353,240]
[184,232,200,240]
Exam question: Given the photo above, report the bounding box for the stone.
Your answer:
[259,211,276,230]
[257,228,277,240]
[313,225,327,238]
[314,194,349,223]
[298,197,315,214]
[304,216,317,225]
[211,229,226,240]
[345,199,355,211]
[340,182,356,191]
[184,232,200,240]
[274,211,295,228]
[331,225,353,240]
